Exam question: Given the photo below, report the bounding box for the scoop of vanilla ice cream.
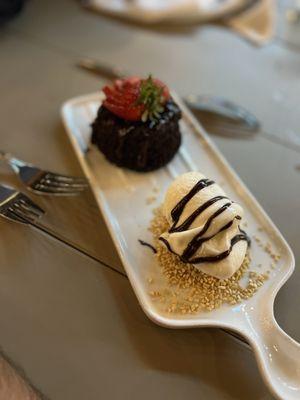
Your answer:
[160,172,248,280]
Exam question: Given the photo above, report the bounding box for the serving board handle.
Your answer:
[235,305,300,400]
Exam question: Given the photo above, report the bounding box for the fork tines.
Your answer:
[1,151,89,197]
[1,191,45,225]
[30,172,88,195]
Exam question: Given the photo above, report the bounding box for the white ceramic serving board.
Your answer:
[61,92,294,330]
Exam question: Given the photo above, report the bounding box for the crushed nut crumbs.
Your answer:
[254,235,281,262]
[149,208,268,315]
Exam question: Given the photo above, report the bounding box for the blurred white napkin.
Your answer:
[86,0,276,45]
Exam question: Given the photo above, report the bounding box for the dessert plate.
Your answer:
[85,0,254,24]
[62,92,299,400]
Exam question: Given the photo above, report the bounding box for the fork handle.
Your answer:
[0,151,26,173]
[0,150,9,161]
[77,58,126,80]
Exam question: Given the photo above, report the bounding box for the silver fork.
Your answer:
[0,184,45,225]
[0,151,88,196]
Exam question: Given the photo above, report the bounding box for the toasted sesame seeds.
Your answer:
[148,207,268,315]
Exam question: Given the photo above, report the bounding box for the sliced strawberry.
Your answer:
[102,75,170,122]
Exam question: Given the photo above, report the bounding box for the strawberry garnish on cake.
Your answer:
[102,75,170,122]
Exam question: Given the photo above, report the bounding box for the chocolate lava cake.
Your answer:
[91,75,182,172]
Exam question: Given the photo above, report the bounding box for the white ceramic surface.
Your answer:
[62,92,300,400]
[86,0,250,23]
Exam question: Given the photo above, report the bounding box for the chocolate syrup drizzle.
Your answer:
[138,239,157,254]
[171,178,214,225]
[170,195,228,233]
[159,178,249,264]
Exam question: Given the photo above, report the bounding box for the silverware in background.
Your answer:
[77,58,260,133]
[184,94,260,131]
[0,184,44,225]
[0,151,88,196]
[78,58,128,81]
